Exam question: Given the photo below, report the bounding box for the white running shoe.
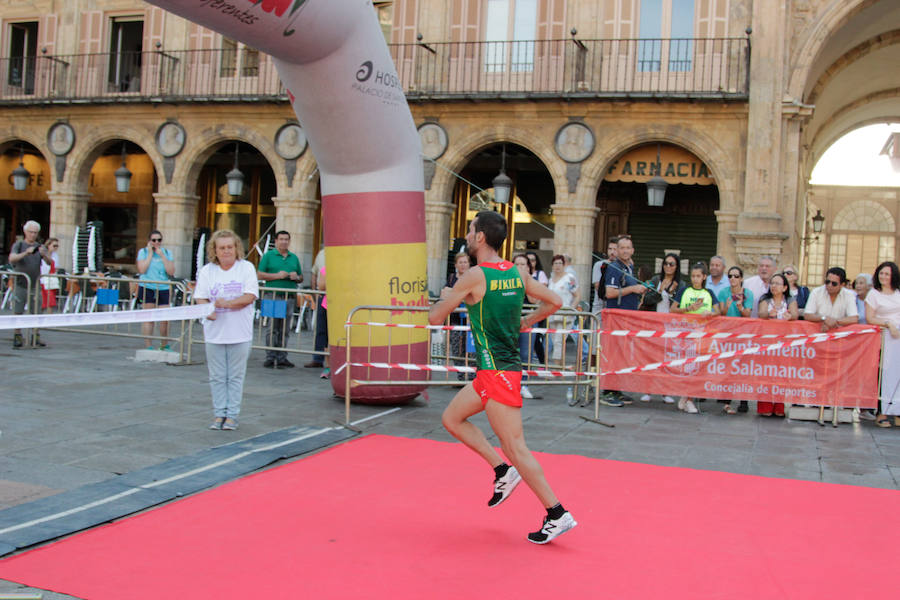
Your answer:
[488,466,522,508]
[527,511,578,544]
[663,396,676,404]
[521,385,534,399]
[640,394,651,402]
[683,400,699,414]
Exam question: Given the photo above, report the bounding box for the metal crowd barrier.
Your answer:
[186,286,327,366]
[342,303,603,425]
[2,271,329,367]
[27,272,190,359]
[1,269,37,347]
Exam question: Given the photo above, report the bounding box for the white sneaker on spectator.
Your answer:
[859,410,877,421]
[683,400,699,414]
[663,396,676,404]
[640,394,651,402]
[521,385,534,400]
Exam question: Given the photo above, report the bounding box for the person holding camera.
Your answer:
[9,220,54,348]
[136,229,175,350]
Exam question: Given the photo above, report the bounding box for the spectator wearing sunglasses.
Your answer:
[136,229,175,350]
[803,267,859,332]
[782,264,810,315]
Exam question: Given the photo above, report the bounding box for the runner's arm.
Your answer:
[428,267,481,325]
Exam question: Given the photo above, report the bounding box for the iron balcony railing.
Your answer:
[394,37,750,99]
[0,38,749,104]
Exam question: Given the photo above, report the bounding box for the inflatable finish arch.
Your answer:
[147,0,427,402]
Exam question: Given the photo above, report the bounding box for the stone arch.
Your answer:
[807,29,900,105]
[805,92,900,174]
[1,126,53,184]
[787,0,882,100]
[429,124,563,206]
[0,128,48,160]
[582,127,737,214]
[65,124,162,193]
[172,125,285,197]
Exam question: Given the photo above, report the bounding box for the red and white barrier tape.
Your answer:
[347,321,879,341]
[0,303,214,330]
[333,362,593,378]
[334,328,878,379]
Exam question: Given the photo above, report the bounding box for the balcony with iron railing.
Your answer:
[0,37,749,105]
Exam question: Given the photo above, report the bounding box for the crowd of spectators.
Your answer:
[583,235,900,427]
[5,219,899,430]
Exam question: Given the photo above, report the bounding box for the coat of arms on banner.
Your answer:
[663,317,705,377]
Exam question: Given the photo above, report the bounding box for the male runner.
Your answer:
[429,210,577,544]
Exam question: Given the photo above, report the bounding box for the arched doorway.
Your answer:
[0,141,50,258]
[596,142,719,273]
[85,140,156,270]
[195,141,276,264]
[449,143,554,272]
[807,123,900,284]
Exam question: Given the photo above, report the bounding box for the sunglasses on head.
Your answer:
[151,237,162,242]
[783,270,795,276]
[728,273,742,279]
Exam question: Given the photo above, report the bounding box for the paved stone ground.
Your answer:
[1,325,898,598]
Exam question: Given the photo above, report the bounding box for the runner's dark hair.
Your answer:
[474,210,507,251]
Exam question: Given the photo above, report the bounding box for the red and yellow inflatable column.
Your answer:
[324,191,428,403]
[147,0,428,403]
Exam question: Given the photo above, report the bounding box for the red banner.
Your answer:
[600,310,880,408]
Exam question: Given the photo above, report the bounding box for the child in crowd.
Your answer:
[669,263,719,414]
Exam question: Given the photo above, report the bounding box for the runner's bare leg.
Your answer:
[442,384,505,468]
[484,399,559,508]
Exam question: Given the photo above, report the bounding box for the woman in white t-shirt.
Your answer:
[194,230,259,431]
[547,254,579,362]
[865,261,900,427]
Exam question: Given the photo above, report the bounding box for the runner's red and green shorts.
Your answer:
[473,370,523,407]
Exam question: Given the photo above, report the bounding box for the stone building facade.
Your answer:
[0,0,897,298]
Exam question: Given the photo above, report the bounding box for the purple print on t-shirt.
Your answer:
[210,280,244,312]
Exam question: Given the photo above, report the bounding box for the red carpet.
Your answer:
[0,434,896,599]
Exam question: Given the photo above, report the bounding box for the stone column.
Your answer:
[424,194,455,294]
[714,209,739,267]
[272,194,320,272]
[742,4,786,214]
[47,189,90,272]
[152,193,200,279]
[735,3,789,269]
[549,203,598,304]
[779,106,813,267]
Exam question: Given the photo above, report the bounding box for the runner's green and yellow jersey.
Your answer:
[466,261,525,372]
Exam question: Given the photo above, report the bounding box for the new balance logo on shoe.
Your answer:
[487,466,522,507]
[527,511,578,544]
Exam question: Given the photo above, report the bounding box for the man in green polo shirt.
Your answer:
[257,230,303,368]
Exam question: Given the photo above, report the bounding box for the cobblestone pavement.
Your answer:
[1,327,897,598]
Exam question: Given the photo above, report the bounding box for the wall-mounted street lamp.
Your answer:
[12,146,30,191]
[226,142,245,197]
[810,209,825,235]
[492,144,513,205]
[646,143,667,207]
[114,143,132,193]
[802,208,826,247]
